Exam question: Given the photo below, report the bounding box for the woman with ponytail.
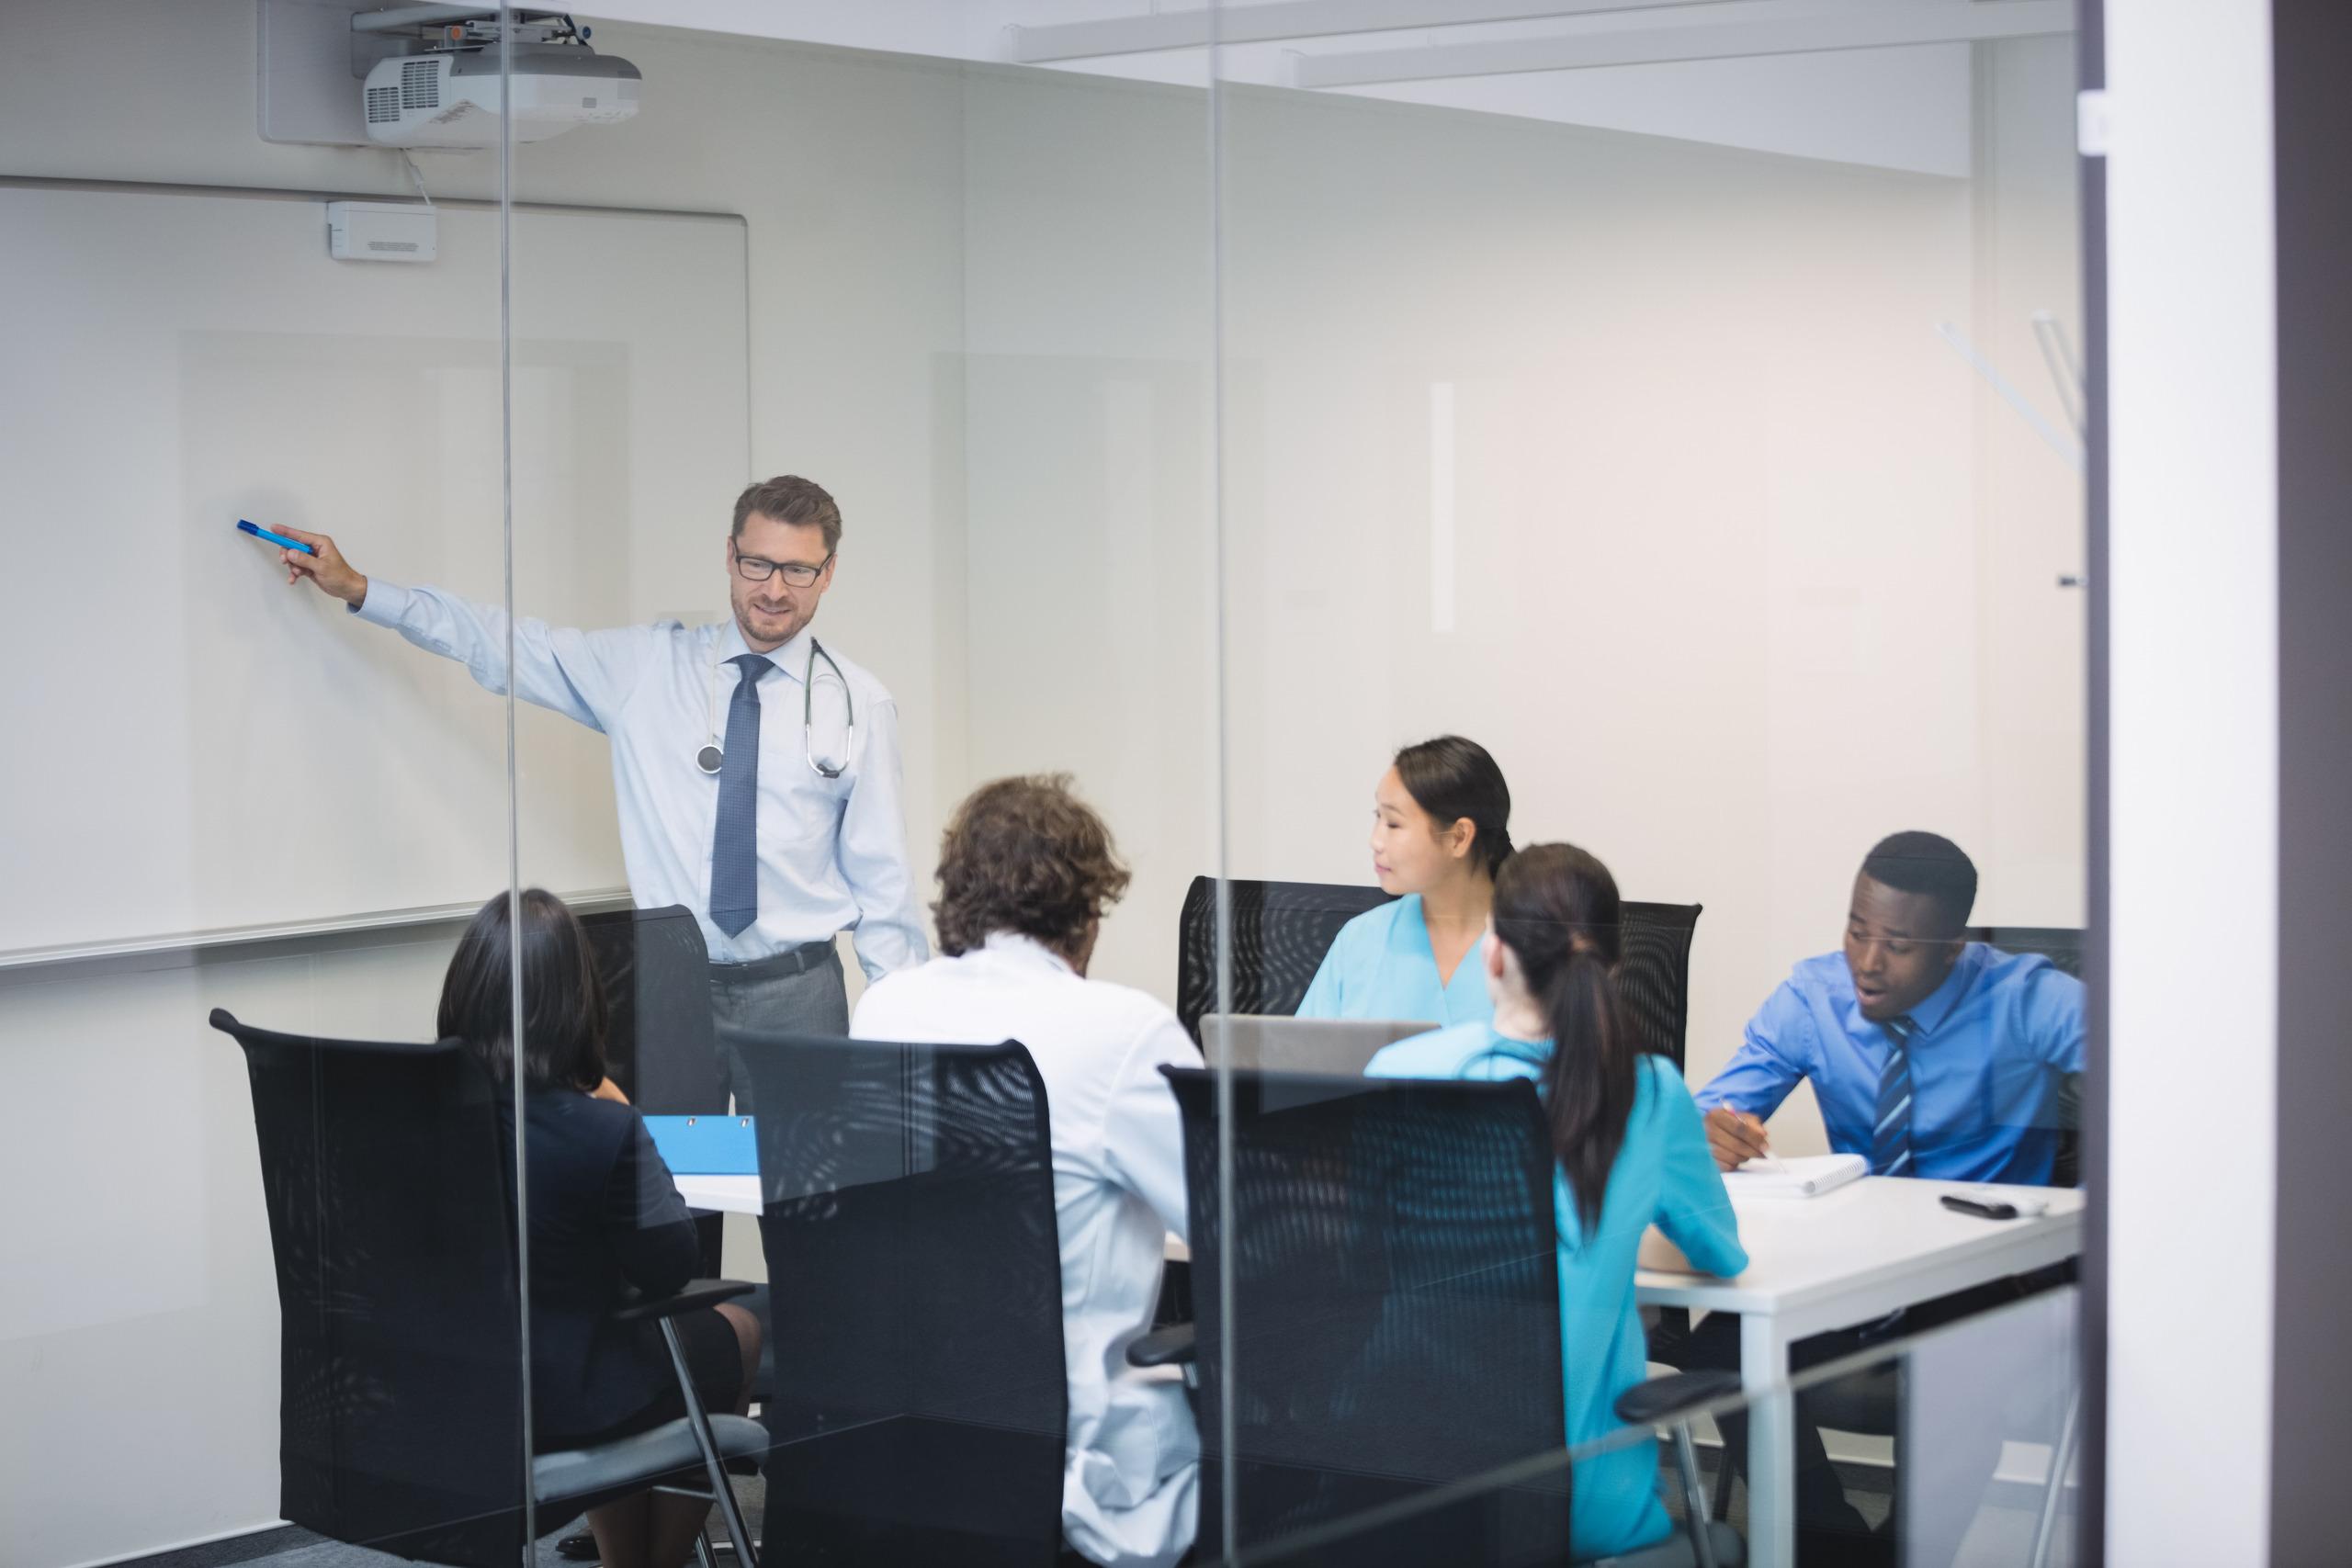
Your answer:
[1367,843,1745,1561]
[1299,735,1513,1026]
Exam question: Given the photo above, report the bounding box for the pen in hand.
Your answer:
[1704,1106,1781,1173]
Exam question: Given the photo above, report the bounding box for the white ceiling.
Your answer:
[569,0,2078,176]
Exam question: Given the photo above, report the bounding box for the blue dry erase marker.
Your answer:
[238,519,317,557]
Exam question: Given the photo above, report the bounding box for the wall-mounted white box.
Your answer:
[325,200,437,263]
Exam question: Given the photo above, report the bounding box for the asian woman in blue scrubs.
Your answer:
[1297,735,1511,1026]
[1367,843,1746,1562]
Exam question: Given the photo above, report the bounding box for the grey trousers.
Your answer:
[708,939,850,1113]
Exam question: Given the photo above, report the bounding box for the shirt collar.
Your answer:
[1844,941,1984,1038]
[978,931,1077,976]
[1911,942,1985,1032]
[715,616,809,683]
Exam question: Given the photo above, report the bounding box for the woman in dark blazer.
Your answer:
[439,889,761,1568]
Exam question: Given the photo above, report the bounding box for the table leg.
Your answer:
[1741,1313,1795,1568]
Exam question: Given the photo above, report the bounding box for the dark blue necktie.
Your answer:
[708,653,772,937]
[1872,1015,1917,1177]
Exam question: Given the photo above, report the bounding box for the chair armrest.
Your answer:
[613,1279,755,1324]
[1125,1323,1196,1370]
[1614,1369,1743,1428]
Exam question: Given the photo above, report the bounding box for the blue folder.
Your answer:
[642,1113,759,1177]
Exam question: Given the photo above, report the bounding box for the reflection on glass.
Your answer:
[1211,3,2085,1559]
[1210,1291,2082,1568]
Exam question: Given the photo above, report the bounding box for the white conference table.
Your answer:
[673,1172,762,1215]
[673,1169,2081,1568]
[1637,1176,2085,1568]
[674,1173,1192,1263]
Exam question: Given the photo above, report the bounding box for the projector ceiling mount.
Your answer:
[255,0,639,149]
[345,6,592,74]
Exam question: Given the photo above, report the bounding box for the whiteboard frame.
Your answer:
[0,887,636,980]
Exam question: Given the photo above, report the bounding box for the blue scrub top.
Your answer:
[1295,895,1493,1026]
[1368,1024,1747,1561]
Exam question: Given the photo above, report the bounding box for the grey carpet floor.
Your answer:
[124,1453,1894,1566]
[126,1476,763,1568]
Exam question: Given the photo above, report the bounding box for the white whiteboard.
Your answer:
[0,185,750,956]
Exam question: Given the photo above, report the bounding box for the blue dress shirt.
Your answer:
[352,580,928,979]
[1295,895,1493,1026]
[1696,943,2084,1185]
[1367,1024,1747,1561]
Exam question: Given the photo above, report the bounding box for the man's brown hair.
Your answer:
[732,474,842,553]
[933,774,1132,962]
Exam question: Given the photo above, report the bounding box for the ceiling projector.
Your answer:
[357,10,639,149]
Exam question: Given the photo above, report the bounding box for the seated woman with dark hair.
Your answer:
[1367,844,1744,1561]
[1299,734,1513,1026]
[852,775,1202,1568]
[439,889,762,1568]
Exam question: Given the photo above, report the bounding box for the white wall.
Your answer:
[1208,73,2077,1146]
[956,65,1217,1005]
[947,60,2081,1163]
[2103,1,2278,1560]
[1970,35,2091,929]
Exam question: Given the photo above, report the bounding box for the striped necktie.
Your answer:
[1871,1015,1917,1178]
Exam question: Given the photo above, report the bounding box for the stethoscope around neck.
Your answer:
[695,637,855,780]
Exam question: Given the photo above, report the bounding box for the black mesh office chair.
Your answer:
[1139,1067,1741,1568]
[1966,926,2085,979]
[579,902,749,1415]
[581,903,728,1113]
[1617,903,1704,1071]
[1174,876,1391,1038]
[209,1010,765,1568]
[1174,876,1704,1070]
[727,1030,1070,1566]
[1966,925,2085,1189]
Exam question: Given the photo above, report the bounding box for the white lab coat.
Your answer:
[851,932,1202,1568]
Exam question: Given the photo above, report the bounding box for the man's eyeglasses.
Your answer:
[733,548,832,588]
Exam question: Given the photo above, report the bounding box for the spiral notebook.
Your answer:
[1723,1152,1868,1199]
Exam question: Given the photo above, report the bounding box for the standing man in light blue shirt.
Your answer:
[272,475,927,1089]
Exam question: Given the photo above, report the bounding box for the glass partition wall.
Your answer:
[0,5,2084,1565]
[505,12,1220,1565]
[0,4,533,1554]
[1204,7,2086,1568]
[1223,1289,2087,1568]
